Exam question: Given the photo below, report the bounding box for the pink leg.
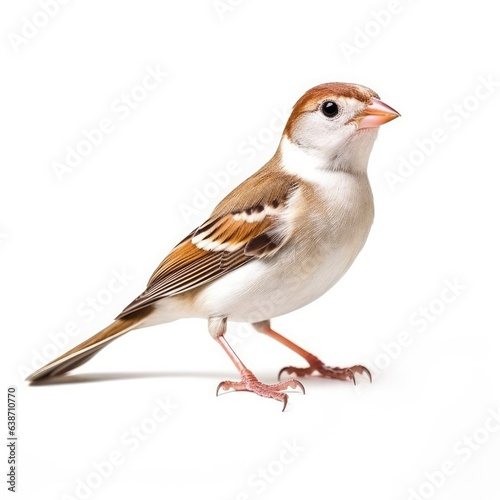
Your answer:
[216,336,305,411]
[253,321,371,385]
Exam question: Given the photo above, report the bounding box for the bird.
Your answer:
[27,82,400,410]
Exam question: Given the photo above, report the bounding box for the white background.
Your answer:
[1,1,499,499]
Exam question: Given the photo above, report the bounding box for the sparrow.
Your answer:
[27,82,399,410]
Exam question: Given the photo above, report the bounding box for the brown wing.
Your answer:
[117,167,299,319]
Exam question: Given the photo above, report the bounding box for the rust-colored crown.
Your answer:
[284,82,379,137]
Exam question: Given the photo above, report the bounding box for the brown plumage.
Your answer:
[117,161,299,318]
[26,308,152,381]
[27,82,399,410]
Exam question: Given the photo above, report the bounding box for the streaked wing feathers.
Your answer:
[117,169,299,319]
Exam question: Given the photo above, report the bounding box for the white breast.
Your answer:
[189,170,374,323]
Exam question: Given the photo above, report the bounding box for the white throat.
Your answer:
[279,130,377,182]
[279,136,325,183]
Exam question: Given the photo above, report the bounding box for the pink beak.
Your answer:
[357,98,400,129]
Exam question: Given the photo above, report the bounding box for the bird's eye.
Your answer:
[321,101,339,118]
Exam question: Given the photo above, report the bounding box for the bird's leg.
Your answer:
[253,320,371,385]
[210,318,304,411]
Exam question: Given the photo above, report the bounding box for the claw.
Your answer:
[293,380,306,395]
[282,394,289,412]
[280,378,306,394]
[350,365,372,384]
[277,361,373,385]
[278,366,291,380]
[364,366,373,383]
[215,373,304,410]
[216,381,225,396]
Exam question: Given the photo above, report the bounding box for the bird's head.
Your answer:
[280,82,399,176]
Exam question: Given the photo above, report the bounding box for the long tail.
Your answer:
[26,307,152,382]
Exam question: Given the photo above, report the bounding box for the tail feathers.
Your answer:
[26,308,152,382]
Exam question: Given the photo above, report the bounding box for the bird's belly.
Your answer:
[189,235,367,323]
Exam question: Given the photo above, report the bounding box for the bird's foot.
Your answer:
[216,368,305,411]
[278,358,371,385]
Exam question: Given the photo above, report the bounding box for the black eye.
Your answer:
[321,101,339,118]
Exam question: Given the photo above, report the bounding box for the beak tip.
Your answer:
[357,98,400,129]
